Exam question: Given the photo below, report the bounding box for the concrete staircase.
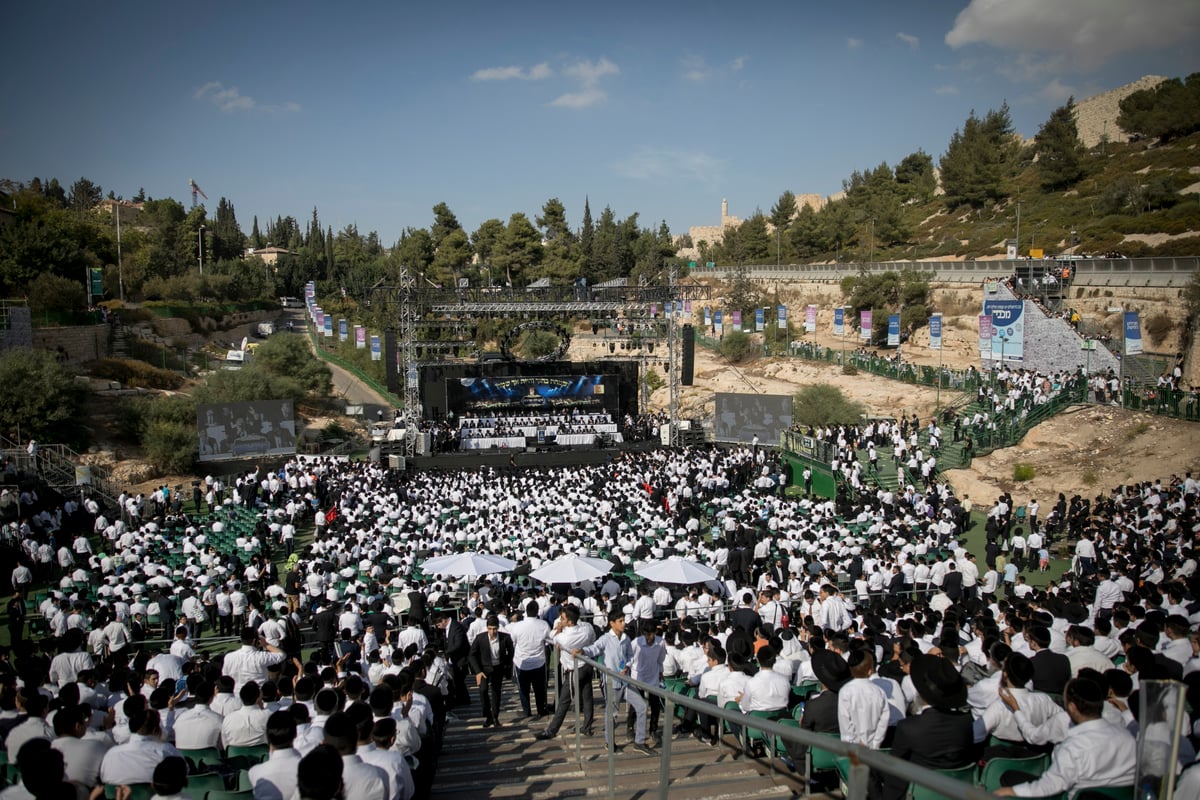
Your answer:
[430,690,812,800]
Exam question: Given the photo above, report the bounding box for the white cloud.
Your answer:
[934,85,960,95]
[614,147,722,183]
[194,81,298,114]
[681,55,747,82]
[897,32,920,49]
[946,0,1200,69]
[550,88,607,109]
[730,56,746,72]
[1039,78,1077,104]
[846,37,863,50]
[471,63,553,81]
[564,57,619,86]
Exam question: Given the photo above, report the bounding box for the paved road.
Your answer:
[283,309,394,424]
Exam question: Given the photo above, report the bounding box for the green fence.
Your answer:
[308,327,400,407]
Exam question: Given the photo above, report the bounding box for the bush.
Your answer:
[252,335,332,397]
[1144,312,1173,345]
[89,358,184,390]
[0,349,89,448]
[27,273,87,313]
[793,383,866,427]
[717,331,757,364]
[643,369,666,392]
[1013,463,1035,481]
[143,419,197,473]
[1081,469,1099,486]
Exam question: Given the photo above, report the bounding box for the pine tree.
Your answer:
[1035,98,1086,190]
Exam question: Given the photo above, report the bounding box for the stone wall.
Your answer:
[31,324,111,364]
[1072,75,1166,148]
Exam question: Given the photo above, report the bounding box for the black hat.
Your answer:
[910,654,967,711]
[811,650,852,693]
[1064,603,1089,625]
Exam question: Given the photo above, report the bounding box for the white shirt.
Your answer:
[222,645,286,691]
[341,753,389,800]
[172,704,224,750]
[358,742,415,800]
[837,677,889,748]
[739,667,791,713]
[220,704,271,748]
[504,617,550,671]
[247,746,301,800]
[1011,719,1136,797]
[52,735,110,788]
[99,735,182,786]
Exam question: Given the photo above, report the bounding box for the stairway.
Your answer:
[430,689,811,800]
[110,324,131,358]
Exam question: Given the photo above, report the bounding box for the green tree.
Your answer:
[0,349,88,447]
[788,204,826,259]
[895,150,936,202]
[792,383,866,427]
[210,197,245,261]
[769,191,798,234]
[535,197,579,282]
[27,272,86,313]
[394,227,434,275]
[430,202,462,249]
[1035,97,1086,190]
[430,228,473,286]
[470,219,506,282]
[68,177,102,216]
[251,334,332,397]
[717,330,757,363]
[819,201,857,260]
[579,197,595,280]
[1117,73,1200,142]
[492,213,542,286]
[939,103,1019,209]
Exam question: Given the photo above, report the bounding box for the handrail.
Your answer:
[567,650,997,800]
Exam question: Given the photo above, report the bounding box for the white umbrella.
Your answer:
[634,556,718,585]
[419,551,517,577]
[529,554,614,585]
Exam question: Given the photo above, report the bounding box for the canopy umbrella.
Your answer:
[634,556,718,585]
[529,554,615,585]
[419,551,517,577]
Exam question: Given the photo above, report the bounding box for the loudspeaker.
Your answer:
[681,324,695,386]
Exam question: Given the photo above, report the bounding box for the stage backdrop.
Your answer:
[197,400,297,462]
[422,361,637,422]
[713,393,793,445]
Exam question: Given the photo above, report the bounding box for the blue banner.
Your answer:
[777,305,787,330]
[983,299,1025,363]
[888,315,900,347]
[338,319,348,342]
[755,308,764,332]
[834,307,844,336]
[714,310,723,333]
[704,307,711,327]
[1124,311,1142,356]
[929,314,943,350]
[370,335,381,361]
[323,315,333,338]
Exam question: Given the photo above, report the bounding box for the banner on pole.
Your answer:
[929,314,943,350]
[805,305,817,333]
[355,326,366,349]
[731,310,741,329]
[978,315,992,357]
[777,305,787,330]
[338,319,348,342]
[834,307,844,336]
[860,310,872,341]
[755,308,764,332]
[887,314,900,347]
[1124,311,1142,356]
[370,335,381,361]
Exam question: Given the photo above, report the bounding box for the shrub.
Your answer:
[0,349,89,448]
[1013,463,1035,481]
[643,369,666,392]
[1081,469,1098,486]
[1143,312,1173,345]
[842,364,858,375]
[143,419,196,473]
[27,273,87,313]
[89,358,184,390]
[793,383,866,427]
[717,331,757,364]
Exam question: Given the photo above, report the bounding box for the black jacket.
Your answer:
[875,708,976,800]
[468,632,515,676]
[1030,649,1072,695]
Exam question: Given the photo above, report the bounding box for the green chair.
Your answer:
[226,744,269,767]
[908,763,977,800]
[1074,787,1135,800]
[187,773,227,796]
[772,718,800,759]
[744,708,788,755]
[178,747,224,771]
[236,770,252,791]
[793,680,822,700]
[806,732,842,789]
[978,754,1050,792]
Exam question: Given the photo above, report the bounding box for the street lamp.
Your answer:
[198,225,206,274]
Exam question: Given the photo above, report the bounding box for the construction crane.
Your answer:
[189,178,208,210]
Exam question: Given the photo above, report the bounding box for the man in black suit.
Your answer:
[435,611,470,707]
[877,654,977,800]
[312,603,339,660]
[1027,625,1071,695]
[783,650,848,768]
[941,562,964,602]
[730,592,762,633]
[887,566,908,610]
[468,614,515,727]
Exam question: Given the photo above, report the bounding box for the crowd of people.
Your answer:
[0,431,1197,799]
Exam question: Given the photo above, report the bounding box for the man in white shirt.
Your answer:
[536,605,597,739]
[322,713,389,800]
[222,628,287,691]
[506,601,552,719]
[738,647,790,715]
[837,650,889,749]
[50,704,110,789]
[173,680,223,751]
[994,677,1136,798]
[221,682,271,748]
[247,710,303,800]
[99,709,183,786]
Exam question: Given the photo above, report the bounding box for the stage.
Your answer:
[403,437,659,471]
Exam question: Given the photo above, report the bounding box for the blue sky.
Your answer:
[2,1,1198,244]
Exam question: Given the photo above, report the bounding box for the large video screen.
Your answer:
[446,375,608,413]
[197,400,297,462]
[713,392,793,445]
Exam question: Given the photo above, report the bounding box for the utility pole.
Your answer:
[115,203,124,302]
[1015,202,1021,258]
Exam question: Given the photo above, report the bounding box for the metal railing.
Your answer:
[560,651,997,800]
